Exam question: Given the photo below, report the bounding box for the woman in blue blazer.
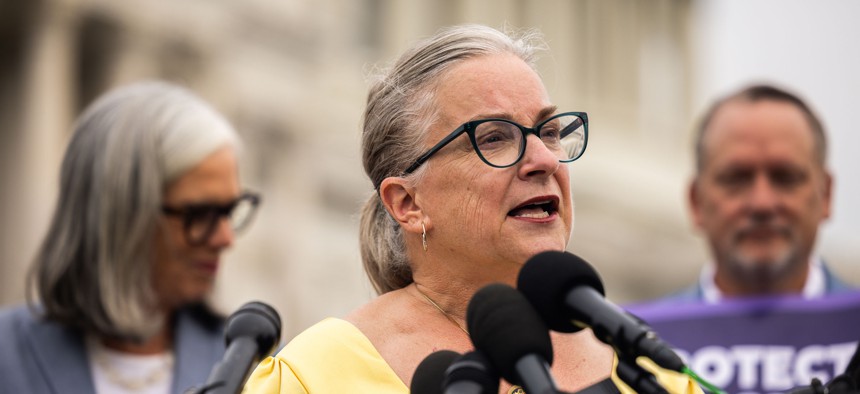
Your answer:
[0,81,260,394]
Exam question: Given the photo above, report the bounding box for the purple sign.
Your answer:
[626,292,860,394]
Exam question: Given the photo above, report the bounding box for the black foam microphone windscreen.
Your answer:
[466,283,556,390]
[517,250,604,333]
[224,301,282,359]
[412,350,461,394]
[200,301,281,394]
[517,251,684,373]
[444,350,500,394]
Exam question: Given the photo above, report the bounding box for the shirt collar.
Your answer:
[699,256,825,304]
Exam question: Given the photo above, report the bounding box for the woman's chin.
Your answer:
[511,242,567,265]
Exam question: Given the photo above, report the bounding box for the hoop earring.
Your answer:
[421,222,428,252]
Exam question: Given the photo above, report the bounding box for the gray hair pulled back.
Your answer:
[359,24,545,294]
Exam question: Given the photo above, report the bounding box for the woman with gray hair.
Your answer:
[246,24,698,393]
[0,81,260,394]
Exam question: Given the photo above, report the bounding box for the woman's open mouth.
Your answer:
[508,197,559,219]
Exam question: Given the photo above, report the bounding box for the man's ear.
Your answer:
[688,177,705,230]
[821,170,833,220]
[379,176,424,234]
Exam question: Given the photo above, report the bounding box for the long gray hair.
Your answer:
[27,81,239,341]
[360,24,545,295]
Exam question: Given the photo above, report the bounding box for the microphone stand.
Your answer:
[614,355,668,394]
[182,336,261,394]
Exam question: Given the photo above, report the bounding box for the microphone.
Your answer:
[411,350,501,394]
[444,350,500,394]
[197,301,282,394]
[788,341,860,394]
[412,350,461,394]
[517,251,684,373]
[467,283,561,394]
[845,341,860,390]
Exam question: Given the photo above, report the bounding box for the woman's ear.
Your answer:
[379,177,424,234]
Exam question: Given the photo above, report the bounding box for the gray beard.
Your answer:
[726,243,802,291]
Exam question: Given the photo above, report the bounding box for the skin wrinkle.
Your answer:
[462,173,487,261]
[416,149,490,273]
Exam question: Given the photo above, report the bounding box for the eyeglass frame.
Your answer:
[403,111,589,174]
[161,191,261,246]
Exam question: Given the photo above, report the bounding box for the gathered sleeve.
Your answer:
[244,355,308,394]
[242,318,407,393]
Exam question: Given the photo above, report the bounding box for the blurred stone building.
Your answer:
[9,0,853,341]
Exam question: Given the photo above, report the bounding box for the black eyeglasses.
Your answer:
[161,192,261,246]
[404,112,588,174]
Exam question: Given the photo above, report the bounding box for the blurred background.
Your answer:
[1,0,858,339]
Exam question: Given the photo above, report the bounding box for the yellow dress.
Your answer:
[244,318,702,393]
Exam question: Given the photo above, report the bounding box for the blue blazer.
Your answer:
[658,262,854,304]
[0,305,225,394]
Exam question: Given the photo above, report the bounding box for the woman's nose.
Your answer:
[207,216,235,249]
[517,134,560,179]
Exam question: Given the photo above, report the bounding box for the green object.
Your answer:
[682,366,726,394]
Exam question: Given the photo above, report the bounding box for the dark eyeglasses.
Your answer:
[161,192,261,246]
[404,112,588,174]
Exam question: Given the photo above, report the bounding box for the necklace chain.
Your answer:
[414,284,469,335]
[413,284,525,394]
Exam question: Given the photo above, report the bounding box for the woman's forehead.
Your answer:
[433,54,551,126]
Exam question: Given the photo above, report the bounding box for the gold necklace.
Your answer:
[414,284,525,394]
[414,284,469,335]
